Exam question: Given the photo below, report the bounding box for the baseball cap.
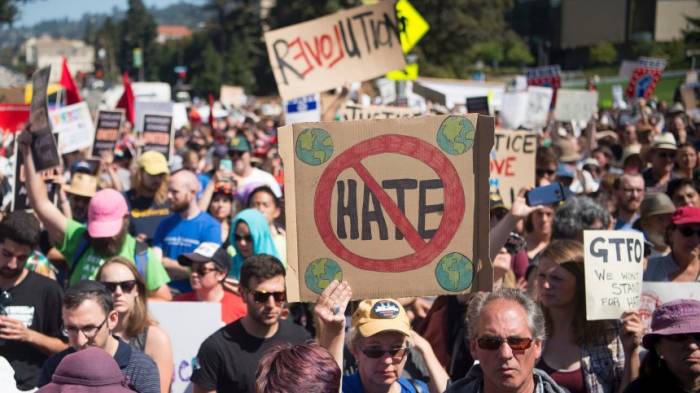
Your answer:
[352,299,411,338]
[87,189,129,238]
[556,163,575,179]
[672,206,700,226]
[38,347,134,393]
[138,151,169,175]
[229,135,251,153]
[642,299,700,349]
[640,193,675,218]
[177,242,230,272]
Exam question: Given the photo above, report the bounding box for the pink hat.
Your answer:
[87,189,128,238]
[642,299,700,349]
[671,206,700,226]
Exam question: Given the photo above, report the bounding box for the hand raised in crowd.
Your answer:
[511,188,543,219]
[314,280,352,333]
[620,311,645,354]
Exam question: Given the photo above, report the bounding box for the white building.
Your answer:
[23,35,94,82]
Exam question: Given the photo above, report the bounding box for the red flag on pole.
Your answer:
[60,57,82,105]
[116,72,135,124]
[208,93,215,126]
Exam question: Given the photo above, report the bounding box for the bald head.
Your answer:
[170,170,200,193]
[168,170,200,214]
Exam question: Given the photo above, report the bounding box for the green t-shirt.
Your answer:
[60,219,170,291]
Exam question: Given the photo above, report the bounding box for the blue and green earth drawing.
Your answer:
[305,258,343,294]
[436,116,475,155]
[435,252,474,292]
[295,128,334,165]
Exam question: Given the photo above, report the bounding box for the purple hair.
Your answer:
[256,342,340,393]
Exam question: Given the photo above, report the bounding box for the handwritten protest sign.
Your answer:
[92,110,124,158]
[490,130,536,206]
[279,115,494,301]
[584,230,644,320]
[49,102,94,154]
[338,104,422,121]
[524,86,553,130]
[219,85,246,108]
[149,302,221,393]
[264,1,405,100]
[640,282,700,332]
[29,67,60,171]
[554,89,599,122]
[12,143,59,211]
[142,113,173,160]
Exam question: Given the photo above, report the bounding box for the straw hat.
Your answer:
[64,173,97,198]
[555,138,581,163]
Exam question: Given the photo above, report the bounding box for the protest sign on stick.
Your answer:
[279,115,494,301]
[50,102,94,154]
[554,89,598,123]
[92,110,124,158]
[338,104,421,121]
[264,1,405,100]
[141,113,173,160]
[490,130,536,207]
[29,66,60,171]
[584,230,644,320]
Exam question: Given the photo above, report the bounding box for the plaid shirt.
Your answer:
[580,323,625,393]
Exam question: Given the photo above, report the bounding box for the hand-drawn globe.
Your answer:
[435,252,473,292]
[305,258,343,294]
[436,116,475,155]
[295,128,333,166]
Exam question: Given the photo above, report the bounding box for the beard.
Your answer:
[92,226,128,256]
[0,266,23,279]
[170,198,190,213]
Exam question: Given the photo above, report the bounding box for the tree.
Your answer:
[589,41,617,65]
[191,41,223,94]
[0,0,29,26]
[504,34,534,66]
[470,41,504,68]
[118,0,157,80]
[264,0,358,30]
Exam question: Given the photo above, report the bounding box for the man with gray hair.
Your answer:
[552,196,610,241]
[445,288,567,393]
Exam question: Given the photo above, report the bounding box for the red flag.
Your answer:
[208,93,215,126]
[59,57,82,105]
[116,72,135,124]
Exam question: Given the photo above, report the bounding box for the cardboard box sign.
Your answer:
[279,115,494,301]
[490,130,536,207]
[338,104,422,121]
[264,1,406,100]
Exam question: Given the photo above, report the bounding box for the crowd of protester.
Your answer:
[0,87,698,393]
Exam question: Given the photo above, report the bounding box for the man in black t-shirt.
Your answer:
[0,211,67,390]
[126,151,170,243]
[191,255,310,393]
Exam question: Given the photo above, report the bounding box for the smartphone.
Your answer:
[526,182,569,206]
[219,159,233,172]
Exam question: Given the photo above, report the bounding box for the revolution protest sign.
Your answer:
[279,115,494,301]
[338,103,422,121]
[92,110,124,157]
[490,130,536,206]
[149,302,221,393]
[49,102,94,154]
[584,230,644,320]
[264,1,405,100]
[554,89,599,123]
[29,66,60,171]
[141,113,173,160]
[640,282,700,332]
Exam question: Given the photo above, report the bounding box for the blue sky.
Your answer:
[16,0,204,27]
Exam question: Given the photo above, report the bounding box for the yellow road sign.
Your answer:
[386,63,419,81]
[397,0,430,53]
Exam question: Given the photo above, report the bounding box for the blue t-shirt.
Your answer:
[342,372,428,393]
[152,211,222,259]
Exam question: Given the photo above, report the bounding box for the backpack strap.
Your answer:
[66,233,91,287]
[134,240,149,281]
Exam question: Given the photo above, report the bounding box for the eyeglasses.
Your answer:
[248,289,286,304]
[361,347,409,360]
[536,169,555,177]
[678,227,700,238]
[192,266,218,276]
[663,333,700,342]
[100,280,138,293]
[62,317,108,338]
[234,234,253,242]
[476,336,534,351]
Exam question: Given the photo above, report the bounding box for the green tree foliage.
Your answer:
[265,0,358,30]
[589,41,617,65]
[191,41,224,94]
[504,34,534,66]
[118,0,158,80]
[0,0,28,26]
[684,16,700,48]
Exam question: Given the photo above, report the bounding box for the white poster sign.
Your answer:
[523,86,553,130]
[499,91,528,129]
[554,89,599,122]
[135,101,173,131]
[49,102,94,154]
[640,282,700,332]
[284,94,321,125]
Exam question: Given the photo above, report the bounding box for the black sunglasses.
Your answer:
[192,266,219,276]
[248,289,286,304]
[678,227,700,238]
[100,280,138,293]
[361,347,409,360]
[664,333,700,342]
[234,234,253,242]
[476,336,534,351]
[536,169,556,177]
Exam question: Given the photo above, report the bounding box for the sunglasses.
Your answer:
[664,333,700,342]
[476,336,534,351]
[100,280,138,293]
[192,266,218,276]
[361,347,409,360]
[536,169,555,177]
[214,182,233,195]
[678,227,700,238]
[234,234,253,242]
[248,289,286,304]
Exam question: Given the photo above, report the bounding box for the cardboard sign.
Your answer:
[640,282,700,332]
[92,110,124,157]
[220,85,246,108]
[554,89,599,122]
[12,143,59,211]
[264,1,406,100]
[148,302,221,393]
[284,94,321,125]
[49,102,95,154]
[0,104,30,132]
[142,113,173,160]
[490,130,536,206]
[626,67,662,99]
[338,104,421,121]
[134,101,173,132]
[29,67,60,171]
[466,96,489,116]
[584,230,644,320]
[279,115,494,301]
